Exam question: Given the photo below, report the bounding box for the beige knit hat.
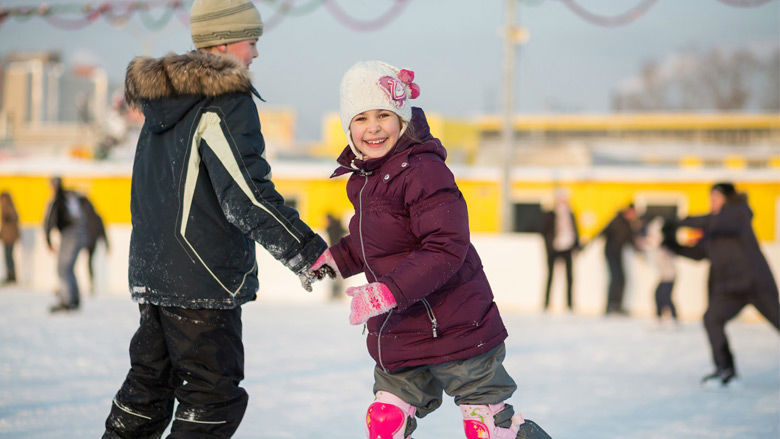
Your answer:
[190,0,263,49]
[339,60,420,158]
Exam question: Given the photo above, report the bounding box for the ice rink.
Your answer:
[0,287,778,439]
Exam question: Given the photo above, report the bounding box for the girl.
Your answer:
[311,61,552,439]
[672,182,779,386]
[641,216,678,326]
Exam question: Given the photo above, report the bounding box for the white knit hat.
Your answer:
[339,60,420,158]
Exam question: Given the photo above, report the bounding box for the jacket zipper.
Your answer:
[421,298,439,338]
[357,173,378,282]
[377,310,393,372]
[357,172,390,371]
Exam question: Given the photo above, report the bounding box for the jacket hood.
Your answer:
[728,193,753,218]
[332,107,446,177]
[125,51,255,133]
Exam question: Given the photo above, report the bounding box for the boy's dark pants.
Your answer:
[373,343,517,437]
[103,304,247,439]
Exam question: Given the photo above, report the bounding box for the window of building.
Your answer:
[512,202,543,233]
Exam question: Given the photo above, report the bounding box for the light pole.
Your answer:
[500,0,529,232]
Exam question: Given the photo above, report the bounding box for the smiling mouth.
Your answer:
[363,138,387,147]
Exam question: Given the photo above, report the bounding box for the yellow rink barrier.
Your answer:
[1,170,777,243]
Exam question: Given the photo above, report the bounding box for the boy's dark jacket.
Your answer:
[125,51,325,309]
[330,107,507,373]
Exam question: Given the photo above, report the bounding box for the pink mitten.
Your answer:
[311,249,341,278]
[346,282,397,325]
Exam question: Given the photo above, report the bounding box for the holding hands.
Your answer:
[298,249,339,292]
[346,282,397,325]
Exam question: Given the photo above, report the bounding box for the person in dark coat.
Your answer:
[79,195,108,294]
[44,177,88,312]
[670,182,779,386]
[598,204,640,315]
[539,188,580,311]
[325,213,346,300]
[0,192,19,284]
[311,61,551,439]
[101,2,328,438]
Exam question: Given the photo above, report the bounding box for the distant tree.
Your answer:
[612,45,779,112]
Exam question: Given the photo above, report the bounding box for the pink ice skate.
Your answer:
[461,403,521,439]
[461,403,552,439]
[365,391,416,439]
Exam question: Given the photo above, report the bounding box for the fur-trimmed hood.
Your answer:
[124,50,253,107]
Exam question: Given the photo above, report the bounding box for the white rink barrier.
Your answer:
[8,227,779,322]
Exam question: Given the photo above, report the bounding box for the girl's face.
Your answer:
[349,109,402,160]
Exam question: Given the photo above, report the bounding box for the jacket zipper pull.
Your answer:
[362,323,367,335]
[432,318,438,338]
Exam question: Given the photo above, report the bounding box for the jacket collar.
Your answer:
[125,50,255,107]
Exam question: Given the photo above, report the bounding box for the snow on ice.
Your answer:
[0,287,778,438]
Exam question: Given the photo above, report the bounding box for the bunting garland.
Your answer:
[0,0,775,32]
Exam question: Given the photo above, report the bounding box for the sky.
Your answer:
[0,0,778,141]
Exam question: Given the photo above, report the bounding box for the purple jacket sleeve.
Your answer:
[378,158,470,311]
[330,234,364,278]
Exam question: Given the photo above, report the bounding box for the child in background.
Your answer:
[311,61,552,439]
[643,216,678,326]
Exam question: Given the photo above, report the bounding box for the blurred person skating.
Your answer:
[669,183,779,386]
[44,177,87,312]
[0,192,19,284]
[311,61,552,439]
[101,1,329,437]
[539,188,580,312]
[79,195,108,295]
[325,212,346,300]
[597,204,640,315]
[642,216,678,326]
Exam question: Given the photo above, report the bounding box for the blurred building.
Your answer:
[311,111,780,169]
[0,50,108,155]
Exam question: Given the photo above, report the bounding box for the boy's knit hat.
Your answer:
[190,0,263,49]
[339,60,420,157]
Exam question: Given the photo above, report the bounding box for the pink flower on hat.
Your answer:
[377,69,420,108]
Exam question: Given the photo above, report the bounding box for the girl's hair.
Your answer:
[400,117,423,145]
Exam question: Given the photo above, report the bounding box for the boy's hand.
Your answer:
[345,282,397,325]
[298,262,337,293]
[298,270,319,292]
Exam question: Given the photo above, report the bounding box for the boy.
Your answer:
[102,1,328,437]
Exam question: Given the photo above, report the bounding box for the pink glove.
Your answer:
[311,249,341,278]
[345,282,397,325]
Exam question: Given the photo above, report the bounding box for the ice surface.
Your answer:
[0,287,777,438]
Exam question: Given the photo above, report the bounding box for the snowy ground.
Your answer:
[0,287,778,439]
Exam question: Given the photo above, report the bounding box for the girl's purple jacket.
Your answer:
[330,107,507,373]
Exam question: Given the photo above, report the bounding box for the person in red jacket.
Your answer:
[311,61,552,439]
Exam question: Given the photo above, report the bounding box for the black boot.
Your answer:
[517,419,553,439]
[701,368,737,387]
